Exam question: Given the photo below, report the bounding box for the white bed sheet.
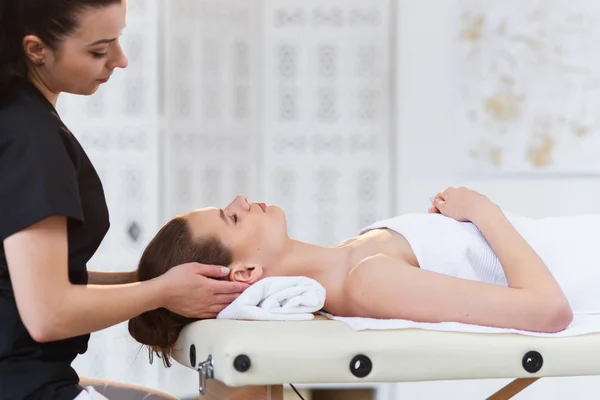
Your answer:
[323,312,600,336]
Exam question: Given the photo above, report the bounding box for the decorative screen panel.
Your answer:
[262,0,394,244]
[162,0,261,222]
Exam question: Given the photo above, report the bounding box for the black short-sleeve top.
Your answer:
[0,77,110,400]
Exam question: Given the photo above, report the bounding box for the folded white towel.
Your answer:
[217,276,326,321]
[320,312,600,337]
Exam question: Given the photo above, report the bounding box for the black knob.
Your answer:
[350,354,372,378]
[522,350,543,373]
[234,354,251,372]
[189,344,196,367]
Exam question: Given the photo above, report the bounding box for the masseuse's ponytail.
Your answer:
[0,0,19,86]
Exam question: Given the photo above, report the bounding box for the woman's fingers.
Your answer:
[437,187,452,201]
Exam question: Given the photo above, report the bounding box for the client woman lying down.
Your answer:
[130,186,593,366]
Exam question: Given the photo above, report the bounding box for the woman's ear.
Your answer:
[22,35,48,66]
[229,263,263,284]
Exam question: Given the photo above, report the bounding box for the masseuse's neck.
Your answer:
[266,240,351,289]
[28,73,59,107]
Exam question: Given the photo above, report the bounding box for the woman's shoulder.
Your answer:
[0,93,65,154]
[0,78,59,133]
[0,89,77,176]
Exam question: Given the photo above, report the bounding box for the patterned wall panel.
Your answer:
[262,0,394,244]
[162,0,261,222]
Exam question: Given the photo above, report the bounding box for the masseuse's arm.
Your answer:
[344,202,573,333]
[88,270,138,285]
[4,216,243,343]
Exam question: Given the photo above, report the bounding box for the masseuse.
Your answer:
[0,1,249,399]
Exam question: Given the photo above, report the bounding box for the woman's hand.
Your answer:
[159,263,250,319]
[428,186,496,222]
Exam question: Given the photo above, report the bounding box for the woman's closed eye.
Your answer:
[90,51,108,59]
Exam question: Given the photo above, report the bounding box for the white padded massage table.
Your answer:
[172,315,600,399]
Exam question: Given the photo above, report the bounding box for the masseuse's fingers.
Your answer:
[213,293,242,304]
[207,304,231,313]
[210,279,250,294]
[197,312,218,319]
[191,263,231,278]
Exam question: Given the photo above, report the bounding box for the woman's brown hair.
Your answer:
[128,215,232,367]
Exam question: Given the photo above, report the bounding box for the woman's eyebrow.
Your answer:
[219,209,229,225]
[87,37,117,46]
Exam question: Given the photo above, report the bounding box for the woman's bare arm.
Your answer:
[344,187,573,332]
[469,203,566,295]
[344,253,572,333]
[4,216,167,342]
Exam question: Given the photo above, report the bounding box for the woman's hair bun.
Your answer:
[128,308,195,368]
[128,310,171,348]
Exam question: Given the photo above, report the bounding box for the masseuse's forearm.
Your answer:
[471,204,563,295]
[88,270,138,285]
[39,280,164,342]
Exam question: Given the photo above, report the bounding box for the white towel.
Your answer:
[73,387,109,400]
[320,312,600,337]
[217,276,326,321]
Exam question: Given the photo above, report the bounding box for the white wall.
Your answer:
[391,0,600,398]
[395,0,600,218]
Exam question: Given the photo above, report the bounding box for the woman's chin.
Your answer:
[267,204,286,218]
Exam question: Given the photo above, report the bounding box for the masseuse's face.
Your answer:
[23,1,129,96]
[186,195,289,275]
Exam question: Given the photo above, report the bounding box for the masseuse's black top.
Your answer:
[0,77,110,400]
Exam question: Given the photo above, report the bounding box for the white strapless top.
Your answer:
[360,211,600,315]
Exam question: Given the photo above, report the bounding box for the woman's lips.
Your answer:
[257,202,267,212]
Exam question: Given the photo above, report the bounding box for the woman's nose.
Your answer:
[236,195,250,210]
[109,42,128,70]
[227,195,250,212]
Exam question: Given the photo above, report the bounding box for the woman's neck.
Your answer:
[263,239,353,288]
[27,72,59,106]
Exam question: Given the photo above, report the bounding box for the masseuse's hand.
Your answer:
[428,186,495,222]
[160,263,250,319]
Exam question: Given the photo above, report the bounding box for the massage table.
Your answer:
[172,315,600,399]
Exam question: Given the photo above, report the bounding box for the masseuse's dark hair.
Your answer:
[0,0,121,85]
[128,216,233,367]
